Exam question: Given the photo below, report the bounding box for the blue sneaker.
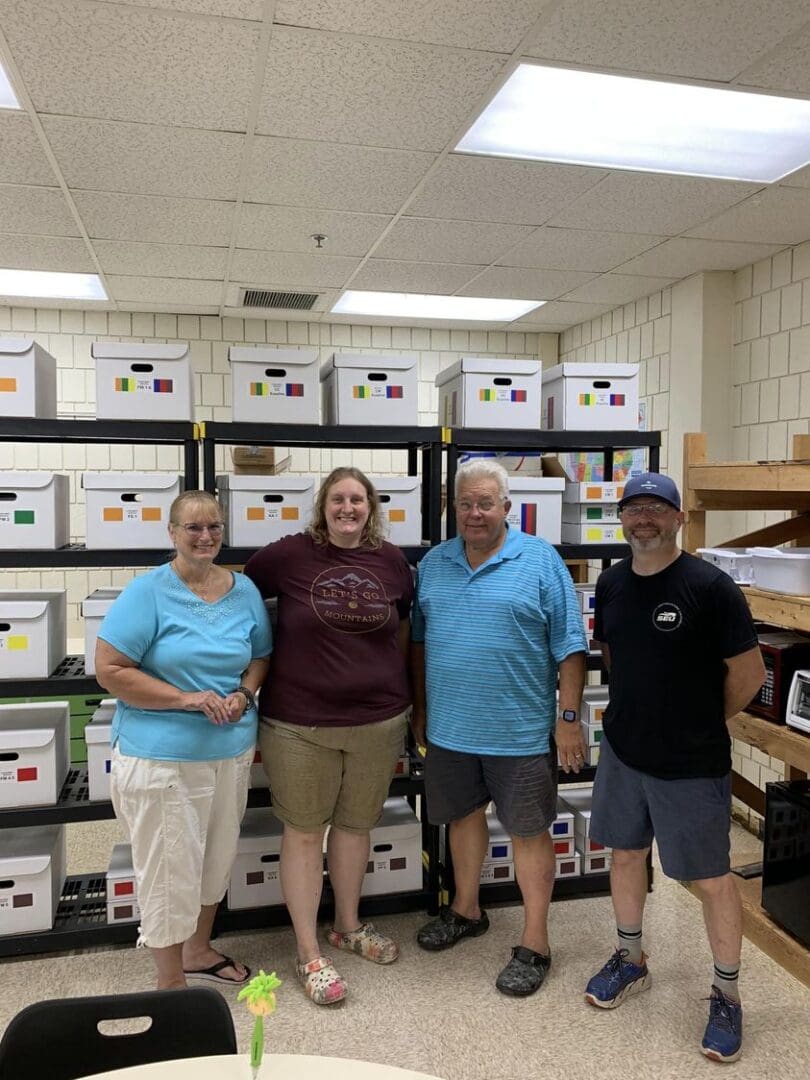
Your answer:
[701,987,743,1063]
[585,948,652,1009]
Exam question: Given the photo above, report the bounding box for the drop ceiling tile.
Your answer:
[94,0,265,16]
[236,205,391,255]
[457,266,597,300]
[41,117,245,201]
[737,25,810,94]
[73,192,234,246]
[548,173,758,236]
[93,240,228,279]
[782,165,810,189]
[246,137,436,214]
[107,276,223,305]
[273,0,542,51]
[409,155,607,224]
[349,260,483,294]
[256,27,506,150]
[562,273,676,306]
[0,114,55,186]
[498,227,666,272]
[1,0,259,129]
[0,234,93,272]
[614,237,784,278]
[230,250,360,288]
[377,218,535,264]
[685,186,810,245]
[508,299,615,327]
[0,185,79,237]
[523,1,810,81]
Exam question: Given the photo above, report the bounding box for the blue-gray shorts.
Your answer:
[424,741,557,837]
[591,737,731,881]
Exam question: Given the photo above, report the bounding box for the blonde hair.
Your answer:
[308,467,385,549]
[169,490,223,525]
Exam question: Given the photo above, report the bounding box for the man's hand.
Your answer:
[556,719,587,774]
[410,705,427,749]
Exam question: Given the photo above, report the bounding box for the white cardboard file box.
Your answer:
[250,746,270,790]
[563,481,624,504]
[486,814,513,863]
[748,548,810,596]
[480,860,515,884]
[552,836,575,857]
[82,588,124,676]
[561,521,625,544]
[85,701,116,802]
[0,339,57,418]
[505,477,565,543]
[581,719,603,748]
[229,809,285,910]
[373,476,422,546]
[555,851,581,878]
[0,701,70,808]
[0,473,69,550]
[83,473,181,549]
[576,585,596,613]
[217,474,315,547]
[106,844,140,924]
[0,825,66,935]
[0,590,67,679]
[542,363,639,431]
[696,547,754,585]
[320,353,418,426]
[581,850,612,875]
[92,342,193,421]
[230,347,320,425]
[582,687,609,726]
[563,503,620,524]
[361,797,422,897]
[436,358,542,429]
[549,806,574,841]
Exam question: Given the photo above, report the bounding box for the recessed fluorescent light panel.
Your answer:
[456,64,810,183]
[0,269,108,300]
[0,62,20,109]
[332,291,543,321]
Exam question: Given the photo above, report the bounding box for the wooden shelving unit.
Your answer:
[682,432,810,986]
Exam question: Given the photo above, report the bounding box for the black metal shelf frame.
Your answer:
[199,422,445,546]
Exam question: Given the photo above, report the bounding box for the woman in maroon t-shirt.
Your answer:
[244,467,414,1005]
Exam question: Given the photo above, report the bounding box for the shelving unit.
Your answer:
[682,431,810,986]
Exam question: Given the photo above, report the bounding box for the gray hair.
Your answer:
[454,458,510,500]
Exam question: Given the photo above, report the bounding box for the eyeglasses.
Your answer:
[174,522,225,536]
[456,498,504,514]
[620,502,674,517]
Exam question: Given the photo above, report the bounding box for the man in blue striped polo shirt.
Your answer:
[411,458,588,996]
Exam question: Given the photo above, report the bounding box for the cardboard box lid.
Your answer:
[508,476,566,493]
[370,797,420,842]
[82,472,181,492]
[82,588,124,616]
[583,686,609,703]
[486,814,509,844]
[0,727,58,751]
[542,363,639,381]
[0,701,70,726]
[229,346,319,368]
[373,476,421,494]
[0,825,63,875]
[217,474,315,494]
[236,807,285,852]
[107,843,134,877]
[0,596,61,620]
[436,357,541,386]
[0,472,63,491]
[91,342,189,362]
[320,352,417,378]
[84,718,113,744]
[0,338,35,358]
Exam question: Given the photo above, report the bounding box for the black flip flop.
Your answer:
[183,955,251,986]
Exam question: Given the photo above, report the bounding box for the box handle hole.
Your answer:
[367,373,388,381]
[130,364,154,373]
[264,368,287,377]
[493,377,512,386]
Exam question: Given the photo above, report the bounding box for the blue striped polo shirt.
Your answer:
[411,527,587,756]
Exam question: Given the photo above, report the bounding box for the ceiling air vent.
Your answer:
[241,289,318,310]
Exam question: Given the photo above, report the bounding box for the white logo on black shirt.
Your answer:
[652,602,683,631]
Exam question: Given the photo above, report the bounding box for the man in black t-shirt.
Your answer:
[583,473,765,1065]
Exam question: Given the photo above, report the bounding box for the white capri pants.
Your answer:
[110,744,254,949]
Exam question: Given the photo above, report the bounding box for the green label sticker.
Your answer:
[14,510,35,524]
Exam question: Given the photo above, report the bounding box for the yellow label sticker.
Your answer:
[8,636,28,650]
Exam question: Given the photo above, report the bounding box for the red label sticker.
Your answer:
[17,767,38,782]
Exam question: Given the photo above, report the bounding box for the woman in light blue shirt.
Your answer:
[95,491,272,991]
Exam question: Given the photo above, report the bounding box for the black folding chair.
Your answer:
[0,987,237,1080]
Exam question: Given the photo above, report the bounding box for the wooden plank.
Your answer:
[728,712,810,773]
[731,770,766,816]
[688,462,810,510]
[744,588,810,632]
[722,515,810,549]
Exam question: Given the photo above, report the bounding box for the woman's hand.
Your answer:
[223,692,249,724]
[182,690,232,726]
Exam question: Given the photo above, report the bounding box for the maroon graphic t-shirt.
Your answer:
[244,533,414,727]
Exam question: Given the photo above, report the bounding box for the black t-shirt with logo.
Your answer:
[594,551,758,779]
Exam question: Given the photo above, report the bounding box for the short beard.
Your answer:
[626,523,680,553]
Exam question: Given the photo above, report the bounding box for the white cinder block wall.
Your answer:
[0,307,550,639]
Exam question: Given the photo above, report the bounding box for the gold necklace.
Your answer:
[172,560,215,600]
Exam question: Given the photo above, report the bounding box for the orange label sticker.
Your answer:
[246,507,264,521]
[585,485,603,499]
[103,507,124,521]
[281,506,300,520]
[388,509,406,522]
[141,507,161,522]
[0,377,17,392]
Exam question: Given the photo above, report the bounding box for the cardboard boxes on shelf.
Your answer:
[0,701,71,808]
[542,363,639,431]
[0,473,70,550]
[82,589,124,676]
[217,474,315,546]
[0,339,57,419]
[230,347,320,424]
[84,700,116,802]
[82,473,181,549]
[373,476,422,546]
[321,353,418,426]
[0,825,66,935]
[0,590,67,679]
[92,342,193,421]
[436,358,542,429]
[106,844,140,924]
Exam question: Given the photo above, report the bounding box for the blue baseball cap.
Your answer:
[619,472,681,510]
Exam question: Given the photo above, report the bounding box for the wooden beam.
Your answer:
[721,514,810,549]
[728,712,810,773]
[731,770,767,816]
[745,588,810,631]
[682,433,707,552]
